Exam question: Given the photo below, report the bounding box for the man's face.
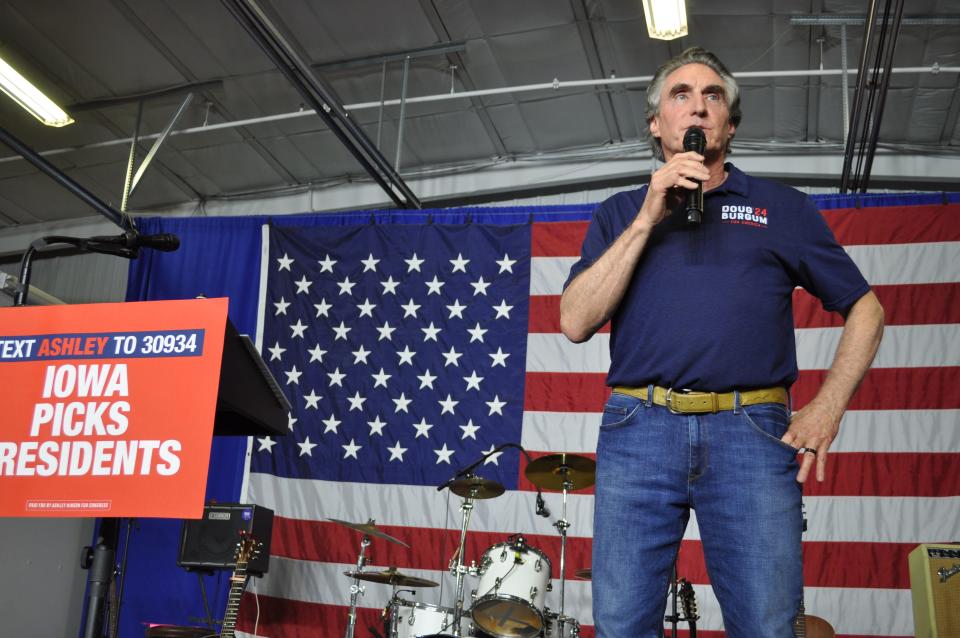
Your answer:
[649,63,736,161]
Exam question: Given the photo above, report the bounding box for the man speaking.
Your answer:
[561,47,885,636]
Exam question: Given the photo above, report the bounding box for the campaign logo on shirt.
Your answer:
[720,204,769,228]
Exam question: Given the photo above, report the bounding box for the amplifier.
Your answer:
[177,503,273,576]
[909,543,960,637]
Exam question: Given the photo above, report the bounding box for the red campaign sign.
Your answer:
[0,297,228,518]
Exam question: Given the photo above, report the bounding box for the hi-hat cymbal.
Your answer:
[343,567,439,588]
[449,476,505,499]
[326,518,410,547]
[524,453,596,491]
[575,568,592,580]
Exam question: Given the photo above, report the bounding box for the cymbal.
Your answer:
[343,567,439,588]
[524,453,596,491]
[326,518,410,547]
[449,476,505,499]
[574,568,592,580]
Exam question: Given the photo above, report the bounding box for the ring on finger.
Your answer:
[799,447,817,456]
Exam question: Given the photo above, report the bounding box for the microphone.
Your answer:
[535,490,551,518]
[88,230,180,252]
[682,126,706,225]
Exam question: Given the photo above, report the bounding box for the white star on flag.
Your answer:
[425,276,445,295]
[257,436,277,452]
[464,370,483,391]
[357,298,376,317]
[459,419,480,440]
[418,369,437,389]
[467,322,487,343]
[307,344,326,362]
[387,441,408,461]
[284,365,302,385]
[318,254,336,272]
[393,393,412,413]
[490,347,510,367]
[268,342,286,361]
[470,276,490,296]
[493,300,513,319]
[434,443,454,464]
[421,322,442,342]
[485,395,507,415]
[446,299,467,319]
[413,418,433,438]
[337,277,356,296]
[298,436,317,456]
[496,253,516,273]
[371,368,391,388]
[327,368,346,387]
[347,392,366,411]
[401,299,420,317]
[442,346,463,367]
[381,276,400,295]
[342,439,362,459]
[361,254,380,272]
[276,253,293,271]
[367,415,387,436]
[352,345,371,364]
[438,394,459,415]
[450,253,470,272]
[274,297,290,315]
[322,415,341,434]
[290,320,307,338]
[294,276,312,294]
[303,390,322,409]
[314,299,332,317]
[405,253,425,272]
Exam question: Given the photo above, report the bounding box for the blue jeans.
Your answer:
[592,391,803,637]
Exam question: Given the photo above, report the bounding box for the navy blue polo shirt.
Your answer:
[564,163,870,391]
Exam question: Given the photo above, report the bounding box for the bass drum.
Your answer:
[471,540,552,638]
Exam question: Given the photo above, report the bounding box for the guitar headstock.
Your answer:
[235,530,259,566]
[678,578,699,621]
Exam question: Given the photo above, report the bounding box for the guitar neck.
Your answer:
[219,561,249,638]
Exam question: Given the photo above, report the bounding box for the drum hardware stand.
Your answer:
[554,468,573,638]
[344,532,372,638]
[449,480,479,636]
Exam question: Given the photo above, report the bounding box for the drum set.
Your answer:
[334,453,596,638]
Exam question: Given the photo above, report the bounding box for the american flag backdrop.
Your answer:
[238,202,960,638]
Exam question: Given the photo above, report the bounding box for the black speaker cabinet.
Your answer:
[178,503,273,576]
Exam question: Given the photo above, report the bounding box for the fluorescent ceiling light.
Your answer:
[641,0,688,40]
[0,55,74,127]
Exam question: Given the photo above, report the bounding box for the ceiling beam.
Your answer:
[221,0,420,208]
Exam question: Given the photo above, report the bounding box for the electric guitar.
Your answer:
[678,578,699,638]
[220,532,258,638]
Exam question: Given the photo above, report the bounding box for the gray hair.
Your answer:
[645,47,742,160]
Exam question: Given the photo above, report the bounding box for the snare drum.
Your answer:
[471,540,552,638]
[542,610,581,637]
[392,600,459,638]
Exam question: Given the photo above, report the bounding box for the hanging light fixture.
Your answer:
[0,55,74,127]
[641,0,689,40]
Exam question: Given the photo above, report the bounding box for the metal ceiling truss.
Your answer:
[839,0,906,193]
[221,0,421,209]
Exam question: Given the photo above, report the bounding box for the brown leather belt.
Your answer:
[612,385,788,414]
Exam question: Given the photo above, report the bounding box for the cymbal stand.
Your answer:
[344,533,371,638]
[555,466,573,637]
[449,487,477,636]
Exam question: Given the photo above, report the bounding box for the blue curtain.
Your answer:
[109,193,952,636]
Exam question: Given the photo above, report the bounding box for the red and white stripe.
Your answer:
[240,203,960,638]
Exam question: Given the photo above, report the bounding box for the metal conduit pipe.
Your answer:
[2,65,959,165]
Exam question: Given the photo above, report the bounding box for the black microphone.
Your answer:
[682,126,706,225]
[535,490,551,518]
[88,230,180,252]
